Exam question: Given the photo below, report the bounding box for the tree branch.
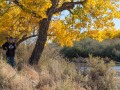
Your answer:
[47,0,59,16]
[13,0,42,18]
[0,6,12,17]
[50,0,59,7]
[54,0,87,14]
[16,35,37,46]
[16,34,55,46]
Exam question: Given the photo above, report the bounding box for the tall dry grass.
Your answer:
[0,44,85,90]
[86,55,117,90]
[0,43,118,90]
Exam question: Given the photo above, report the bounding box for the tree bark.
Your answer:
[28,17,52,65]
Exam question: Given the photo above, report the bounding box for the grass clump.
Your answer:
[85,55,117,90]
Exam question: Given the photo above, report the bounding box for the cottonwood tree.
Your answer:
[0,0,120,65]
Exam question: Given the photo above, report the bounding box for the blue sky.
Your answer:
[113,19,120,30]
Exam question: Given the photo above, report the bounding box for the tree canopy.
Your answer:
[0,0,120,46]
[0,0,120,65]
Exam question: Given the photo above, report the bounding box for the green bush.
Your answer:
[60,38,120,62]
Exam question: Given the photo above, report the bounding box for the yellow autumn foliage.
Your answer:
[48,20,80,46]
[0,0,120,46]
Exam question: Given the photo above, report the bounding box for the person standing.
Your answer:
[2,37,16,67]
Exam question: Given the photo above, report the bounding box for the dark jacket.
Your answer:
[2,42,16,57]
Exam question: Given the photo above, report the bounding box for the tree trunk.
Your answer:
[28,17,52,65]
[28,0,85,65]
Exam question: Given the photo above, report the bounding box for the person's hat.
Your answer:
[9,37,14,40]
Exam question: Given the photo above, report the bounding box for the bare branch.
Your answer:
[16,35,37,46]
[13,0,42,18]
[54,0,87,14]
[16,34,55,46]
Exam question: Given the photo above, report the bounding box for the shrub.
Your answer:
[85,56,117,90]
[61,38,120,62]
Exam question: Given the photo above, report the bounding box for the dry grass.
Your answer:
[85,55,117,90]
[0,60,34,90]
[0,44,118,90]
[0,45,86,90]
